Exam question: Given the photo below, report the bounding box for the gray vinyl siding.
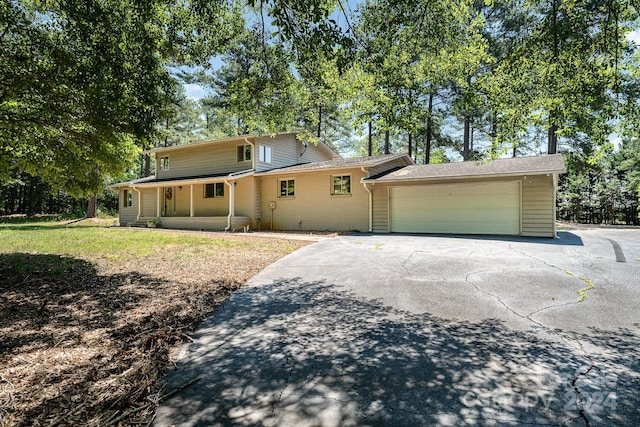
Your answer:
[254,176,263,229]
[255,134,334,172]
[302,141,336,163]
[371,185,389,232]
[119,187,139,225]
[156,143,249,179]
[521,175,555,237]
[141,188,157,218]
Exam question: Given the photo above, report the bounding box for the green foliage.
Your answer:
[0,1,174,195]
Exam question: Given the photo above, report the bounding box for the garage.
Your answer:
[389,181,521,235]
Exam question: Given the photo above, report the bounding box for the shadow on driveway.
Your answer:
[155,278,638,426]
[354,231,584,246]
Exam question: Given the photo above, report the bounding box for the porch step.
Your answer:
[129,219,149,228]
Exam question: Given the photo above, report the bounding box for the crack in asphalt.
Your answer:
[464,265,596,427]
[465,270,595,427]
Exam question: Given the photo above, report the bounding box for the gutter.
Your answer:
[363,170,567,184]
[130,170,254,188]
[361,167,373,232]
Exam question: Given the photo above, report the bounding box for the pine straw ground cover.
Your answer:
[0,219,309,426]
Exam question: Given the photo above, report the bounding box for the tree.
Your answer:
[485,0,639,157]
[343,0,489,162]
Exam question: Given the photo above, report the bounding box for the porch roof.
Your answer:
[114,170,254,188]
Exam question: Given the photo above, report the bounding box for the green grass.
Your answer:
[0,220,290,262]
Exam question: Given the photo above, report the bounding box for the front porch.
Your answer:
[155,216,251,231]
[124,170,255,231]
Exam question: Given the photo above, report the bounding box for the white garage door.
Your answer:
[389,181,521,235]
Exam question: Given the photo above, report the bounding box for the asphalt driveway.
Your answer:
[154,227,640,426]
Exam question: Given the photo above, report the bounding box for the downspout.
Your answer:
[553,173,558,238]
[244,137,256,171]
[361,167,373,232]
[224,179,235,231]
[132,186,142,221]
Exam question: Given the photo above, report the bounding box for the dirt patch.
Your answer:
[0,235,308,426]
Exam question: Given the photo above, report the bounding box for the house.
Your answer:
[113,132,566,237]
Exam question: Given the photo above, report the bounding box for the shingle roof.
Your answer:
[110,170,255,188]
[366,154,566,182]
[256,153,413,175]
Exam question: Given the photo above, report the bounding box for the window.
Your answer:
[123,189,132,207]
[258,144,272,163]
[237,145,251,162]
[204,183,225,198]
[160,156,169,171]
[332,175,351,195]
[279,179,295,198]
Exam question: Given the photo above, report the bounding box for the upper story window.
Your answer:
[204,183,225,198]
[279,179,295,198]
[332,175,351,195]
[258,144,272,163]
[237,145,251,162]
[159,156,169,171]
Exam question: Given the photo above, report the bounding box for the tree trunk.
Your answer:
[408,133,412,158]
[317,105,322,138]
[26,176,35,217]
[463,116,470,161]
[548,0,559,155]
[368,121,373,156]
[384,130,390,154]
[548,119,558,154]
[86,194,97,218]
[144,151,151,177]
[425,92,434,164]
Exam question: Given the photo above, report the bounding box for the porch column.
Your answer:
[190,185,194,217]
[227,181,235,216]
[156,187,161,217]
[133,187,141,220]
[224,180,235,231]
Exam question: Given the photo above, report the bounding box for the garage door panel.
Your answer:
[390,182,520,235]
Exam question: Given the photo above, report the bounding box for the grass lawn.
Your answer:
[0,219,309,426]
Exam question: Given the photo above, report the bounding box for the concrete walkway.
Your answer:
[154,229,640,426]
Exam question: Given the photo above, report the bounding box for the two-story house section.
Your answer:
[114,132,343,230]
[114,132,565,236]
[114,132,419,232]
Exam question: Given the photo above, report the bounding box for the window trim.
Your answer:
[204,182,225,198]
[258,144,272,164]
[237,144,251,162]
[278,179,295,198]
[331,175,352,196]
[159,156,170,171]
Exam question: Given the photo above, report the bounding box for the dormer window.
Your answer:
[160,156,169,171]
[258,145,272,163]
[237,145,251,162]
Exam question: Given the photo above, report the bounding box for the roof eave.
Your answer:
[364,169,565,183]
[255,154,412,177]
[130,170,255,188]
[143,134,258,155]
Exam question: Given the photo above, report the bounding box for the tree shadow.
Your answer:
[0,252,231,426]
[156,278,639,426]
[356,231,584,246]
